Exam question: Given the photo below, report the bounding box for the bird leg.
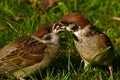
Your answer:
[84,60,89,72]
[108,65,113,80]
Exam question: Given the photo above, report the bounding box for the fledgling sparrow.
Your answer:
[60,12,115,79]
[0,23,63,79]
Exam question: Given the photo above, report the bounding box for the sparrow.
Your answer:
[0,22,63,79]
[60,12,115,79]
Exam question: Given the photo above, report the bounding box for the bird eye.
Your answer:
[61,22,69,26]
[71,23,79,31]
[46,28,52,33]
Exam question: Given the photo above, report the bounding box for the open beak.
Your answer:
[52,22,66,34]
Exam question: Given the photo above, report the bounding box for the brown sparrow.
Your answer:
[60,12,115,79]
[0,23,63,79]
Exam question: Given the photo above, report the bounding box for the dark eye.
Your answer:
[46,28,52,33]
[71,24,79,31]
[61,22,69,26]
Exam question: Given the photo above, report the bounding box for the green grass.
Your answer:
[0,0,120,80]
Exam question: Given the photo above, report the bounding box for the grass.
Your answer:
[0,0,120,80]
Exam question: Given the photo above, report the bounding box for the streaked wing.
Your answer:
[0,40,20,59]
[0,37,46,73]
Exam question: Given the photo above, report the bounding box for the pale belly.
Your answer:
[74,37,114,66]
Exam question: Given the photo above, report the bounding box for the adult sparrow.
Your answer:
[0,23,63,79]
[60,12,115,79]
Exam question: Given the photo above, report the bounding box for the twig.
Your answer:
[7,22,18,32]
[112,17,120,21]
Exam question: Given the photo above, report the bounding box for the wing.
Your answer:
[0,36,47,73]
[0,39,20,59]
[97,33,114,50]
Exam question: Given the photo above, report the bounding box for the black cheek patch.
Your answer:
[72,34,79,42]
[44,35,52,40]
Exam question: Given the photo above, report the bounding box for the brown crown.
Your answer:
[33,23,53,38]
[61,12,90,29]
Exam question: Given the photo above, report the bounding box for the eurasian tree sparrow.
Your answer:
[60,12,115,80]
[0,23,63,79]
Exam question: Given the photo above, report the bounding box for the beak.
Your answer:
[58,22,78,32]
[57,21,66,30]
[53,22,66,34]
[57,22,67,33]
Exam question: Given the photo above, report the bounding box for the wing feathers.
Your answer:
[0,36,47,73]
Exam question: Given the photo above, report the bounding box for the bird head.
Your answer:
[32,22,65,45]
[60,12,92,35]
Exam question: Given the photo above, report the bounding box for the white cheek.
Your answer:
[66,27,72,31]
[51,34,59,45]
[74,30,81,36]
[44,33,59,45]
[73,26,89,36]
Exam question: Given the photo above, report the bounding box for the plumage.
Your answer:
[0,23,62,78]
[60,12,115,80]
